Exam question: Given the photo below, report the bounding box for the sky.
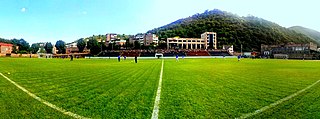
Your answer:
[0,0,319,44]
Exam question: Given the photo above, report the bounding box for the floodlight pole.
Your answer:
[241,44,243,56]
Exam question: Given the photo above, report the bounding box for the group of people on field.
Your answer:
[118,55,138,63]
[69,54,242,62]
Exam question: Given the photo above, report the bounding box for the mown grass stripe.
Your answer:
[0,73,90,119]
[237,79,320,119]
[151,59,164,119]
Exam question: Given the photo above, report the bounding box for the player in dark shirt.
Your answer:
[135,55,137,63]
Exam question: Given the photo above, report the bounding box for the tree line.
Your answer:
[0,38,66,54]
[0,34,161,55]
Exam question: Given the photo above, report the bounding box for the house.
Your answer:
[0,42,13,55]
[106,33,118,45]
[144,33,159,46]
[66,42,79,54]
[134,33,145,45]
[261,42,319,59]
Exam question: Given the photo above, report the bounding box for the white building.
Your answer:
[167,32,217,50]
[201,32,217,49]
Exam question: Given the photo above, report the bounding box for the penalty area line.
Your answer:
[0,73,90,119]
[236,79,320,119]
[151,59,164,119]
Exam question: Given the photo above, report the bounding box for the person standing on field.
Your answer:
[118,55,121,62]
[70,54,73,61]
[176,54,179,62]
[238,55,241,61]
[134,55,138,63]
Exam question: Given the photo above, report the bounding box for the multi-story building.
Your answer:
[115,40,127,46]
[144,33,159,46]
[0,42,13,55]
[65,41,90,53]
[106,33,118,45]
[134,33,145,45]
[66,42,79,54]
[201,32,217,49]
[167,37,204,49]
[167,32,217,50]
[130,33,159,46]
[223,45,234,54]
[261,42,319,59]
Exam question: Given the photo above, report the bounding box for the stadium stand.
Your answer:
[99,51,120,57]
[208,50,232,56]
[186,50,210,56]
[121,51,139,57]
[140,51,155,57]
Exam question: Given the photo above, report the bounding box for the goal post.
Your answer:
[155,53,163,59]
[38,53,53,59]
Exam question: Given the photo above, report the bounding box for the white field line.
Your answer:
[237,79,320,119]
[0,73,90,119]
[151,60,164,119]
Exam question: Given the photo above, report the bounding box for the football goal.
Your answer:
[155,53,163,59]
[38,53,53,59]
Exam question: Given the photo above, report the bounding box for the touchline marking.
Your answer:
[237,79,320,119]
[0,73,90,119]
[151,59,164,119]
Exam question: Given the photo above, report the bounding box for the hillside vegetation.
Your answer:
[148,9,314,51]
[289,26,320,45]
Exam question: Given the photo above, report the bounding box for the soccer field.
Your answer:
[0,58,320,118]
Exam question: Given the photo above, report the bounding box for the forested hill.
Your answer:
[148,9,314,51]
[289,26,320,45]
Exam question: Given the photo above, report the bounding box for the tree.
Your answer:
[86,38,97,49]
[11,46,18,54]
[108,42,116,50]
[157,41,167,49]
[125,38,130,49]
[77,38,86,52]
[86,38,99,55]
[30,43,40,54]
[134,41,140,49]
[11,38,30,53]
[44,42,53,54]
[11,38,19,45]
[55,40,66,54]
[149,42,156,50]
[0,38,11,44]
[18,39,30,52]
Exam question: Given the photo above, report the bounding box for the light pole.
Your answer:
[241,44,243,56]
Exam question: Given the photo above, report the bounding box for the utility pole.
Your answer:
[241,44,243,56]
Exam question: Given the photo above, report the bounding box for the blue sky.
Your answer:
[0,0,319,44]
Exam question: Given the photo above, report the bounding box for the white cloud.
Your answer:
[21,8,26,12]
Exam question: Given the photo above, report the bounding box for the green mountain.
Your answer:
[289,26,320,45]
[148,9,314,51]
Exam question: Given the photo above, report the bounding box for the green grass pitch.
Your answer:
[0,58,320,118]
